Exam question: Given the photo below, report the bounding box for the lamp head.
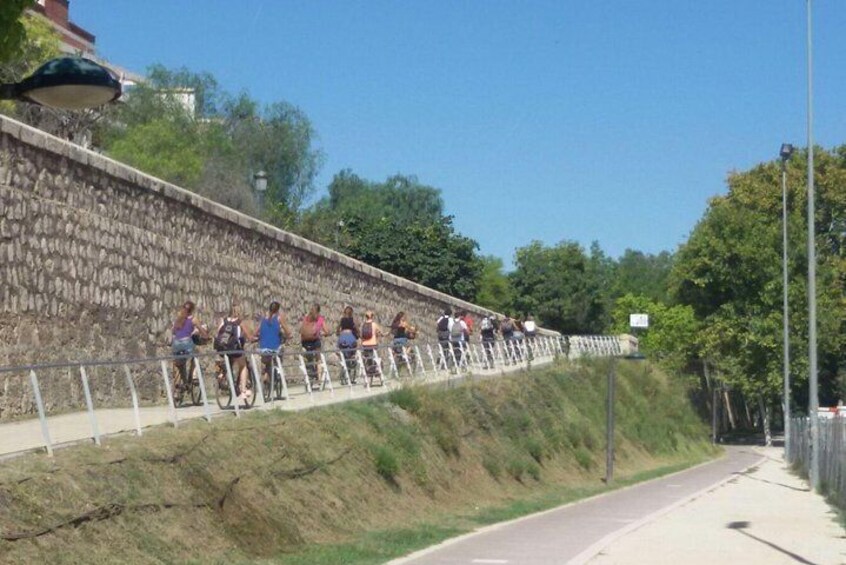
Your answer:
[253,170,268,193]
[15,57,121,110]
[780,143,795,162]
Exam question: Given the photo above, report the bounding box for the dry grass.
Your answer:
[0,359,717,564]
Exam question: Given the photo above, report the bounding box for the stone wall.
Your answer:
[0,115,502,418]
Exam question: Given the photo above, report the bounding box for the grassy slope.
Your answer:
[0,360,718,564]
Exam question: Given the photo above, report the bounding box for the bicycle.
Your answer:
[172,351,201,407]
[214,354,257,409]
[259,350,284,402]
[362,346,384,387]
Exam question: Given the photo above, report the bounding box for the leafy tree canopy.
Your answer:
[98,65,323,220]
[671,146,846,405]
[0,0,32,64]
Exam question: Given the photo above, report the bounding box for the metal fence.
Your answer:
[0,334,622,459]
[787,416,846,508]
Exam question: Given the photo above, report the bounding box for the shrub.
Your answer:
[373,445,400,481]
[388,387,421,414]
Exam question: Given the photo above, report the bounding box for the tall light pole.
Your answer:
[779,143,794,457]
[805,0,820,489]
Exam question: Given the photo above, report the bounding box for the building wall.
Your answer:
[0,115,501,418]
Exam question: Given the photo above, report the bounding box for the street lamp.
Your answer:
[253,170,268,210]
[605,351,645,484]
[779,143,794,456]
[0,57,121,110]
[805,0,820,490]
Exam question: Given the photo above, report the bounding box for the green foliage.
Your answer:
[475,255,514,313]
[98,65,322,219]
[611,249,674,304]
[671,147,846,405]
[298,170,483,301]
[0,0,32,64]
[388,387,422,414]
[372,445,400,481]
[611,294,699,372]
[510,240,610,333]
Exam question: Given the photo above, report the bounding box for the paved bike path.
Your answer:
[392,446,766,564]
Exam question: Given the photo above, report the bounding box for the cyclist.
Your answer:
[390,312,415,372]
[336,305,359,383]
[214,303,254,402]
[449,310,468,368]
[480,314,497,368]
[300,303,331,388]
[257,301,291,393]
[360,311,383,383]
[170,300,208,396]
[436,308,452,367]
[524,314,538,359]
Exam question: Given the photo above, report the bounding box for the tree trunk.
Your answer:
[758,395,772,446]
[723,390,737,430]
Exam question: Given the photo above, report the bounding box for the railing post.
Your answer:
[249,354,265,406]
[319,353,334,395]
[122,365,143,436]
[79,366,101,446]
[274,355,289,401]
[223,355,240,417]
[193,358,212,423]
[355,349,371,392]
[29,370,53,457]
[298,354,315,401]
[160,360,179,427]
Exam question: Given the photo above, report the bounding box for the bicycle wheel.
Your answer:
[172,361,186,406]
[215,367,231,410]
[243,368,257,409]
[189,359,202,406]
[274,367,283,399]
[261,359,272,403]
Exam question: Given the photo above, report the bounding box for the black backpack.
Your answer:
[437,315,450,341]
[214,318,241,352]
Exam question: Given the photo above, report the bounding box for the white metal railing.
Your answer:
[0,334,623,458]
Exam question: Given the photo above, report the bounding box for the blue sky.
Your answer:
[74,1,846,265]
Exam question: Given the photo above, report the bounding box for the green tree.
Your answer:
[97,65,322,218]
[611,249,674,304]
[510,240,609,333]
[0,0,32,64]
[671,146,846,412]
[298,170,482,300]
[611,294,699,373]
[475,256,513,313]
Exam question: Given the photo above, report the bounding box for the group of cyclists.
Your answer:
[168,299,541,406]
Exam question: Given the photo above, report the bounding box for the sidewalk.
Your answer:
[589,446,846,565]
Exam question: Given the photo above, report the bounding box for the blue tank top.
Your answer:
[259,316,281,350]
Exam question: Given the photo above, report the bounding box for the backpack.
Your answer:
[361,321,374,340]
[450,318,464,339]
[502,319,514,334]
[214,318,241,352]
[437,315,450,333]
[480,317,493,331]
[300,318,318,341]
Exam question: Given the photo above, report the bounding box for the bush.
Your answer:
[388,387,422,414]
[373,445,400,481]
[574,447,594,470]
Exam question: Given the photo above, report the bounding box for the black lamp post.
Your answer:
[606,351,646,484]
[0,57,121,110]
[779,143,794,455]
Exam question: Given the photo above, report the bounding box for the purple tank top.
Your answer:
[173,316,194,340]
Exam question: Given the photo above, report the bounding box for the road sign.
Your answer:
[629,314,649,329]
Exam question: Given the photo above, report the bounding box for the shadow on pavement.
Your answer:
[732,470,810,493]
[727,521,817,565]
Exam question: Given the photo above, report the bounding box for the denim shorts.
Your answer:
[172,337,195,356]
